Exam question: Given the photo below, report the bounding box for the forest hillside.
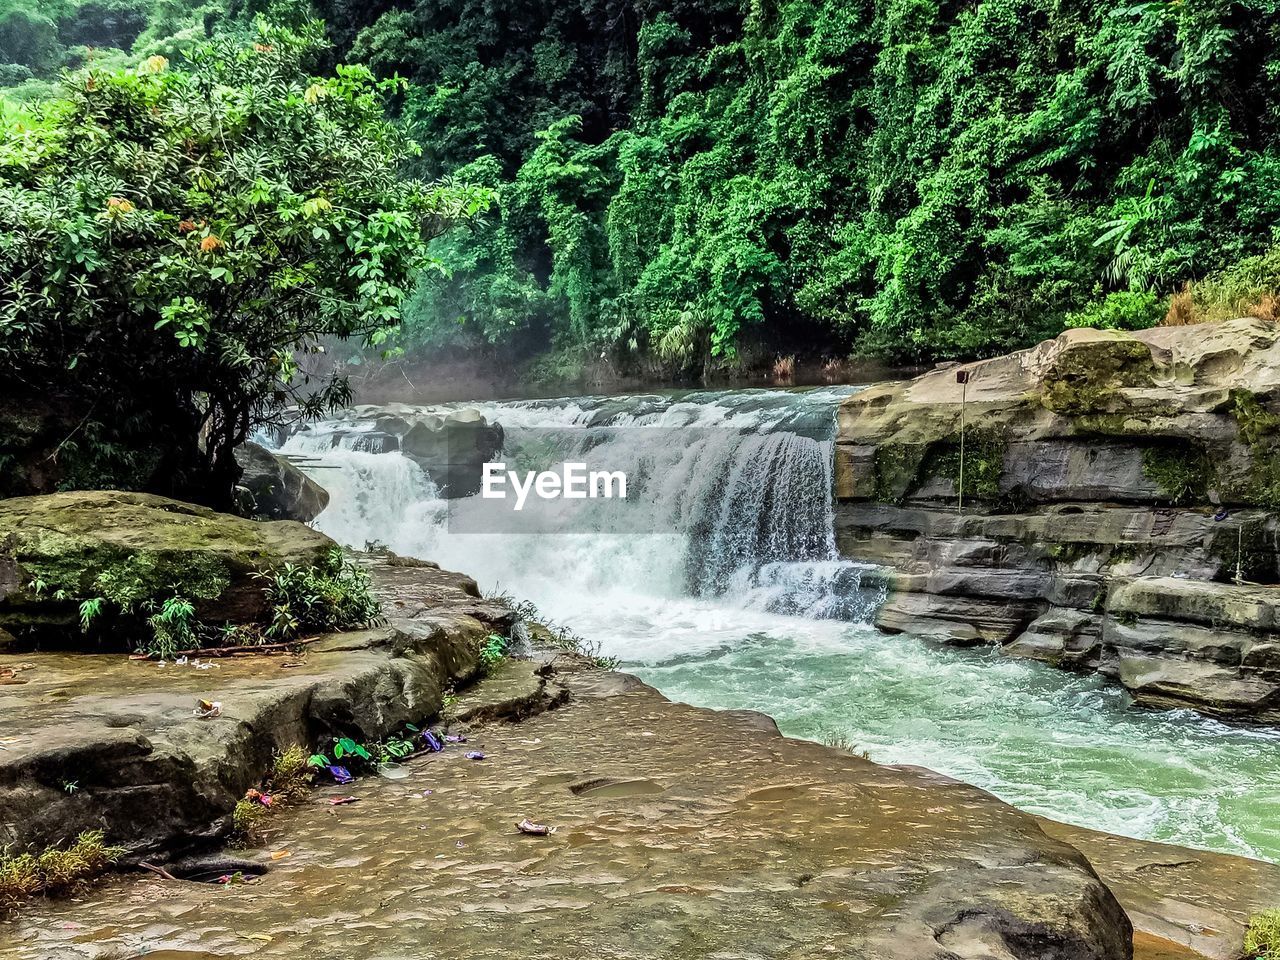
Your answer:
[6,0,1280,378]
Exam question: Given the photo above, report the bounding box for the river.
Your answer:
[273,386,1280,862]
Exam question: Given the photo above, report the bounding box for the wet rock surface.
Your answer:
[1041,820,1280,960]
[1,655,1135,960]
[836,319,1280,720]
[0,559,506,856]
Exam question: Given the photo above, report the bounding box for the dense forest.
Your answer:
[6,0,1280,379]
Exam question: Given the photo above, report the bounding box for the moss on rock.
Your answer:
[922,428,1008,501]
[1039,337,1155,416]
[0,491,334,644]
[1140,444,1214,506]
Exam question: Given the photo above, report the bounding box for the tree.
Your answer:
[0,17,491,508]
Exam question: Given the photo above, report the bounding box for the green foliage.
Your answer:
[260,547,383,639]
[926,430,1008,501]
[1141,445,1213,506]
[0,830,124,914]
[1175,246,1280,325]
[146,595,196,659]
[479,632,507,671]
[362,0,1280,368]
[1226,389,1280,507]
[232,744,316,842]
[1065,291,1164,331]
[332,736,371,761]
[0,18,488,508]
[1246,910,1280,960]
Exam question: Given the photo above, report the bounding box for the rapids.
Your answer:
[274,387,1280,862]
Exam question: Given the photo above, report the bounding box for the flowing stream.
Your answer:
[275,387,1280,862]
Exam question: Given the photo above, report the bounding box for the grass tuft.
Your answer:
[1246,910,1280,959]
[0,831,124,913]
[232,745,316,845]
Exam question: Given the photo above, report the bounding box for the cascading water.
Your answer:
[274,387,1280,863]
[278,387,883,633]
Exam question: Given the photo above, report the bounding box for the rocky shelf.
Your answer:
[836,318,1280,721]
[2,550,1278,959]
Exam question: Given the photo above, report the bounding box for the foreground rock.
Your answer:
[1,659,1133,960]
[233,441,330,522]
[0,558,513,856]
[0,491,333,640]
[1040,820,1280,960]
[836,318,1280,720]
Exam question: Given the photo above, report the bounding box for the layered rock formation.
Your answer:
[835,318,1280,721]
[0,557,516,857]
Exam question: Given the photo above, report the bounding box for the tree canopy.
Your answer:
[6,0,1280,379]
[0,17,489,506]
[348,0,1280,370]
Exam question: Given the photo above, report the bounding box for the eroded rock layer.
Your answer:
[835,318,1280,720]
[1,659,1136,960]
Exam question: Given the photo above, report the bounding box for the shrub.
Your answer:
[0,19,489,509]
[1065,291,1164,331]
[260,548,383,640]
[1164,247,1280,327]
[0,831,124,913]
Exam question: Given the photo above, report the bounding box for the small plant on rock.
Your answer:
[479,633,508,672]
[0,831,124,914]
[260,548,383,640]
[231,746,317,844]
[147,597,197,660]
[1246,910,1280,959]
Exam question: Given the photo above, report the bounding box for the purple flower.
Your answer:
[327,764,354,784]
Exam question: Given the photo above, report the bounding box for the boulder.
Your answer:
[233,441,331,522]
[0,491,334,640]
[400,409,504,497]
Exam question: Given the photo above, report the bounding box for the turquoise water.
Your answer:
[633,623,1280,861]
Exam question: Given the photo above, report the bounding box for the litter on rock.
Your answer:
[444,734,466,743]
[270,849,291,861]
[465,751,486,761]
[329,796,360,806]
[193,699,222,719]
[516,819,555,836]
[421,730,444,752]
[326,764,354,784]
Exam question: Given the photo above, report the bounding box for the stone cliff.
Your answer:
[835,318,1280,721]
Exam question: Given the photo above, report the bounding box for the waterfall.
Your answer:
[275,387,883,638]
